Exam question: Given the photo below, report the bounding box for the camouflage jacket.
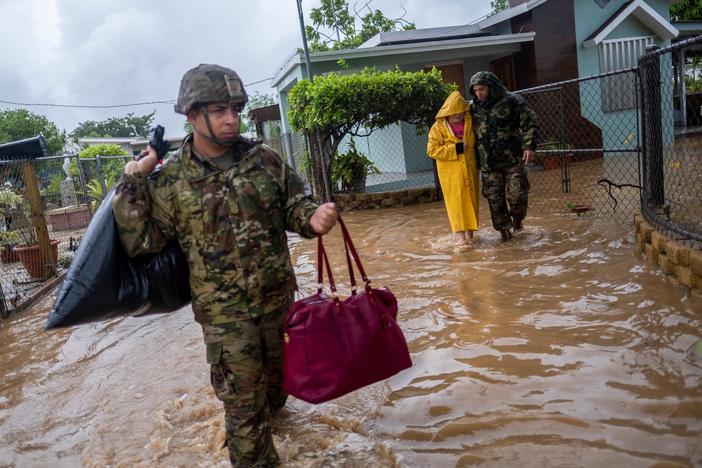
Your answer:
[112,135,319,325]
[469,71,538,172]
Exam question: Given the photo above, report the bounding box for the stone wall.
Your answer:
[332,187,437,211]
[635,214,702,292]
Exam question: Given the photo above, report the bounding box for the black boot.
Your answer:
[500,228,512,242]
[513,219,524,231]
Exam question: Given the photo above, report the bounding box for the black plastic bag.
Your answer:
[45,189,190,330]
[146,240,192,313]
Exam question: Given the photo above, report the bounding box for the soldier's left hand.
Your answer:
[523,149,535,164]
[310,203,338,235]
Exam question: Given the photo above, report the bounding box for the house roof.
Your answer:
[583,0,679,48]
[359,24,485,47]
[78,137,135,145]
[271,0,683,91]
[271,32,535,88]
[354,0,683,47]
[248,104,281,123]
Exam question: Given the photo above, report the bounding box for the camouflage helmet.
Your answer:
[174,64,248,115]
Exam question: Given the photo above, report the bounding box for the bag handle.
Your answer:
[316,236,324,294]
[338,217,371,292]
[317,234,339,300]
[314,215,370,298]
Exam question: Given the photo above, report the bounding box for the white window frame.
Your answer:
[599,35,655,112]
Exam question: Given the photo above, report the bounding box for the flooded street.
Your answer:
[1,200,701,467]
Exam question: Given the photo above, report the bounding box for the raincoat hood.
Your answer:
[469,71,508,103]
[435,91,469,120]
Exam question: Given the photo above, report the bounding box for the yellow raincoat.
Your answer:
[427,91,479,232]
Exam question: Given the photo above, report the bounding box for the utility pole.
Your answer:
[295,0,313,82]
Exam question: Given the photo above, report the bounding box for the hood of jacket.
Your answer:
[469,71,508,104]
[435,91,469,120]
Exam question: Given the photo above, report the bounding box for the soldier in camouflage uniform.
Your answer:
[112,64,338,466]
[469,71,538,241]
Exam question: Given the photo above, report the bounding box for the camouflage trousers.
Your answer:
[480,164,530,231]
[201,302,291,467]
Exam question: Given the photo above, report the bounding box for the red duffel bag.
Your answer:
[283,217,412,404]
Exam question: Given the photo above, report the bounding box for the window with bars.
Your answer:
[599,36,655,111]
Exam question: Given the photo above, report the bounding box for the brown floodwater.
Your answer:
[1,200,701,467]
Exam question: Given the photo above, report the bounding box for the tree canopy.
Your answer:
[288,67,453,200]
[288,67,452,137]
[670,0,702,21]
[305,0,415,51]
[70,111,156,140]
[490,0,508,14]
[0,108,66,155]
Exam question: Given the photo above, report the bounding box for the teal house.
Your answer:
[271,0,683,192]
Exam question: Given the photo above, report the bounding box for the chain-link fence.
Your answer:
[514,69,642,222]
[0,153,130,315]
[264,131,309,182]
[639,35,702,243]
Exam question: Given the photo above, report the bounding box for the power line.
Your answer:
[0,99,175,109]
[0,77,274,109]
[245,76,274,86]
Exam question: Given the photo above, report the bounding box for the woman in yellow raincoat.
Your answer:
[427,91,479,245]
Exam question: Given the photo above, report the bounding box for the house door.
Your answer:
[427,63,465,96]
[490,56,516,91]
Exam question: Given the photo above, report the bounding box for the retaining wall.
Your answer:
[635,214,702,292]
[332,187,437,211]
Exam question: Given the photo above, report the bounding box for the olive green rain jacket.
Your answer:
[469,71,538,171]
[427,91,479,233]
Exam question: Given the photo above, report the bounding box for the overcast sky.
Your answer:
[1,0,495,138]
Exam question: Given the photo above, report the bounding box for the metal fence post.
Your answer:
[95,155,108,201]
[641,45,665,207]
[558,87,571,193]
[74,155,92,214]
[0,282,7,318]
[284,132,295,170]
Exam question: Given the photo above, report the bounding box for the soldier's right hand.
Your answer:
[310,203,338,235]
[124,145,159,175]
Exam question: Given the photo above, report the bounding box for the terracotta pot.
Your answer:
[14,239,59,279]
[542,155,560,171]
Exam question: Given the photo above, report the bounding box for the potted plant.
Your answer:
[0,187,23,224]
[331,139,380,193]
[0,230,20,263]
[537,140,573,171]
[0,188,24,263]
[7,199,59,279]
